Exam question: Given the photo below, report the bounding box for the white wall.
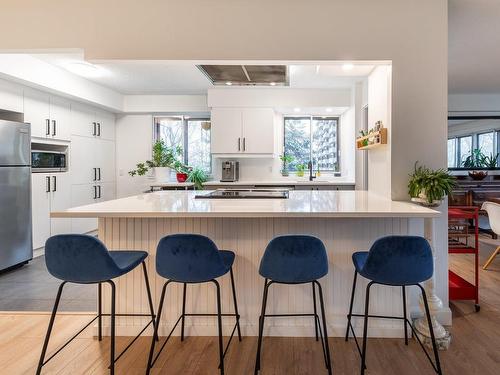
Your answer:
[123,95,208,113]
[449,93,500,114]
[367,66,392,198]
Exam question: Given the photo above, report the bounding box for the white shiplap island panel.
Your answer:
[52,191,439,337]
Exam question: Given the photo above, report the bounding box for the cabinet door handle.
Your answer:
[52,176,57,192]
[46,176,51,193]
[98,167,101,181]
[45,119,50,135]
[238,138,241,151]
[52,120,56,136]
[243,137,246,151]
[93,185,97,199]
[93,167,97,181]
[97,123,101,136]
[92,122,97,136]
[98,185,102,198]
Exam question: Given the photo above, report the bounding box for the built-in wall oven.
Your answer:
[31,149,67,173]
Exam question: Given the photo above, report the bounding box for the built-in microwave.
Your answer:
[31,150,67,173]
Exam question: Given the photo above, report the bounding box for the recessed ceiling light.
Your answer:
[225,81,232,86]
[63,61,105,78]
[326,108,333,112]
[293,108,301,113]
[342,63,354,71]
[270,82,276,86]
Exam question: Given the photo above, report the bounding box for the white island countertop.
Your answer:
[150,179,355,188]
[52,190,439,219]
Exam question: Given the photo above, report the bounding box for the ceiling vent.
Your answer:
[198,65,288,86]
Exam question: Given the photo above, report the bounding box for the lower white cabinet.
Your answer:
[31,173,72,249]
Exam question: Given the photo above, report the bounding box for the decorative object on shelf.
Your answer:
[316,163,321,177]
[280,154,294,177]
[176,172,188,183]
[295,163,305,177]
[408,162,456,207]
[187,167,208,190]
[462,149,499,180]
[356,123,387,150]
[129,140,184,181]
[201,121,211,131]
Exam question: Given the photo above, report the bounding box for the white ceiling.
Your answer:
[449,0,500,94]
[31,53,375,95]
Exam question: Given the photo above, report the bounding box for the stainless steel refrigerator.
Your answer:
[0,120,32,271]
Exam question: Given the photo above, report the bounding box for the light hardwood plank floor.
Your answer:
[1,241,499,375]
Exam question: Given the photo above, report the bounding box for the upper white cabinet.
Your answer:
[71,103,115,141]
[24,88,71,141]
[211,108,275,155]
[0,79,23,113]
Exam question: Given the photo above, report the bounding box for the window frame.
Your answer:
[283,115,341,174]
[447,115,500,169]
[153,115,212,174]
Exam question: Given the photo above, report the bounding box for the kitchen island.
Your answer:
[52,190,444,340]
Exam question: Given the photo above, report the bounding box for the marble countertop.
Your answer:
[150,179,355,187]
[52,190,440,219]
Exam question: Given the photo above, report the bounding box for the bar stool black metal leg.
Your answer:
[315,281,333,374]
[312,282,319,341]
[36,281,66,375]
[360,281,373,375]
[418,285,443,375]
[345,271,358,341]
[98,282,102,341]
[180,283,187,341]
[142,261,158,341]
[402,286,409,345]
[229,267,242,341]
[146,281,170,375]
[254,279,270,375]
[213,280,225,375]
[108,280,116,375]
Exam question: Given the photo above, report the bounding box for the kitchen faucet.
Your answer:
[308,161,316,181]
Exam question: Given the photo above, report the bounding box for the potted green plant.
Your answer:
[129,140,184,182]
[187,167,208,190]
[280,154,294,177]
[408,162,456,206]
[296,163,305,177]
[462,148,490,180]
[485,152,499,169]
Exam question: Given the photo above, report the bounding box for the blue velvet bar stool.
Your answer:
[146,234,241,375]
[344,235,442,375]
[36,234,156,375]
[254,235,333,375]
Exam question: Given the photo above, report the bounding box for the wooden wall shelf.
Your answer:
[356,128,387,150]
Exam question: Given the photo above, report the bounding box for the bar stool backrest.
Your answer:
[482,201,500,235]
[155,234,226,282]
[45,234,121,283]
[362,235,433,285]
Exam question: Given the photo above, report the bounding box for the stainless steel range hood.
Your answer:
[198,65,288,86]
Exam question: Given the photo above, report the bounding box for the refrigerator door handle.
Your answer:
[52,176,57,192]
[46,176,51,193]
[45,119,50,136]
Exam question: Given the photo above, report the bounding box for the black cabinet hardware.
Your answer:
[46,119,50,135]
[98,167,101,181]
[238,138,241,151]
[243,137,246,151]
[46,176,51,193]
[52,120,56,136]
[97,123,101,136]
[93,185,97,199]
[93,168,97,181]
[98,185,102,198]
[92,122,97,136]
[52,176,57,192]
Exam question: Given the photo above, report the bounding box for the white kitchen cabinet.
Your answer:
[96,111,116,141]
[71,104,115,140]
[95,139,116,183]
[241,108,275,154]
[49,96,71,141]
[31,173,51,249]
[96,182,116,202]
[24,89,50,139]
[211,107,275,155]
[70,184,98,234]
[71,135,116,184]
[31,172,72,249]
[0,79,23,113]
[211,108,243,154]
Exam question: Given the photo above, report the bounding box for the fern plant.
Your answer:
[408,162,456,204]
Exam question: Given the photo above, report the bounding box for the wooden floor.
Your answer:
[2,241,500,375]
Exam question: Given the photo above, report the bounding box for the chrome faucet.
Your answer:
[308,161,316,181]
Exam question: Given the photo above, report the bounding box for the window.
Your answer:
[154,116,211,173]
[447,130,500,168]
[447,138,456,168]
[478,132,495,157]
[458,135,472,166]
[284,116,339,172]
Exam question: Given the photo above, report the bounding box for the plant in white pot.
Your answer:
[408,162,456,207]
[128,140,183,182]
